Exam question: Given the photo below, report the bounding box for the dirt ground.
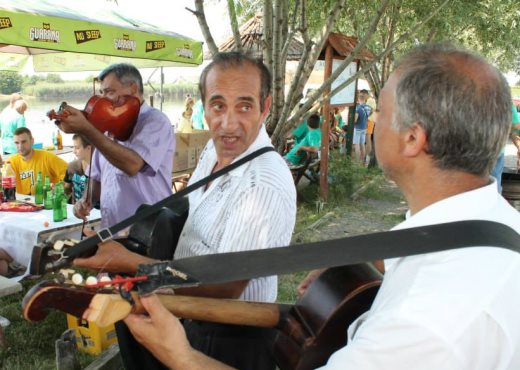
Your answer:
[293,178,409,244]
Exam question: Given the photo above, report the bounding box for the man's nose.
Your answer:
[220,110,238,131]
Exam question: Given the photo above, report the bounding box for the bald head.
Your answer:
[9,93,22,108]
[391,44,511,176]
[14,100,27,114]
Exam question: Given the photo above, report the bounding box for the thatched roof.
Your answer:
[212,13,304,61]
[319,32,375,61]
[209,16,375,63]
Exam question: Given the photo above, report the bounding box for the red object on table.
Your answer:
[0,201,44,212]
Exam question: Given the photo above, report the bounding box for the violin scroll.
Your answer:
[46,102,69,124]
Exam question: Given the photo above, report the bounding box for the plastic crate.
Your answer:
[66,314,118,355]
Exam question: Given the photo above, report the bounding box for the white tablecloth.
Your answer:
[0,199,101,273]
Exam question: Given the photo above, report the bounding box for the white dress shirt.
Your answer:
[174,126,297,302]
[320,180,520,370]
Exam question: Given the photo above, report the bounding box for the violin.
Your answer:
[47,95,141,141]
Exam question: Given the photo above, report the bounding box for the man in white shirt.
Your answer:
[124,44,520,370]
[75,52,296,370]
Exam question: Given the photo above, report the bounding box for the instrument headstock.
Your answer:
[30,238,84,276]
[22,281,133,327]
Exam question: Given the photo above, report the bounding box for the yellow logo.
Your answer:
[74,29,101,44]
[30,23,60,43]
[114,34,136,52]
[145,40,166,52]
[0,17,12,29]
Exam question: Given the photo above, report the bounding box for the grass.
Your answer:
[0,153,399,368]
[0,279,97,369]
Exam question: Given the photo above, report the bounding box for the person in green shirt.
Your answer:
[1,99,27,155]
[284,113,321,166]
[292,119,309,144]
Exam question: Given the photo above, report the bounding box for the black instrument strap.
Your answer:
[136,220,520,293]
[65,146,276,259]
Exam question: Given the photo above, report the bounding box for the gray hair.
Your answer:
[199,51,272,112]
[98,63,144,95]
[393,44,511,176]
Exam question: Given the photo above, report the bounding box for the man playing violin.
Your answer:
[124,45,520,370]
[56,63,174,229]
[71,53,296,370]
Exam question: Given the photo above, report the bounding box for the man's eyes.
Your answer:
[210,103,253,112]
[239,105,252,112]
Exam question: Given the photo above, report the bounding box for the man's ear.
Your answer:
[130,82,139,96]
[403,123,428,157]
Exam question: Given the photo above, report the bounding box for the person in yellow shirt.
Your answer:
[9,127,67,195]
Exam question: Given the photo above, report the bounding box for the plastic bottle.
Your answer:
[43,176,53,210]
[53,185,63,222]
[34,172,44,204]
[56,130,63,150]
[2,161,16,201]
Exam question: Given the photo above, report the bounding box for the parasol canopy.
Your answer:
[0,0,203,72]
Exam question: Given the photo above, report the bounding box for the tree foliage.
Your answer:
[192,0,520,150]
[0,71,23,94]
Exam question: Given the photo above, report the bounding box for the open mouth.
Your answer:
[221,136,239,145]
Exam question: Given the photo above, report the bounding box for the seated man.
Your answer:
[124,43,520,370]
[284,113,321,167]
[9,127,67,195]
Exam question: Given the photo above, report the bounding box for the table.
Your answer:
[0,197,101,278]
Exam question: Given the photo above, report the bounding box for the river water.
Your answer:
[18,97,185,149]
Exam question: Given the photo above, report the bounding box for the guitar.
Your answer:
[47,95,141,141]
[22,263,382,370]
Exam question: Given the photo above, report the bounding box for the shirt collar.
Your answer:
[393,178,500,231]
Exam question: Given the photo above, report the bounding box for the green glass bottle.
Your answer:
[34,172,44,204]
[43,176,53,210]
[59,182,67,219]
[53,186,63,222]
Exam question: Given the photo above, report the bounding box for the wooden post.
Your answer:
[319,44,334,202]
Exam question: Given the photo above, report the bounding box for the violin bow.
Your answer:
[80,148,94,240]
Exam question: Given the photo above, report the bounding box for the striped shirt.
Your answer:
[174,126,296,302]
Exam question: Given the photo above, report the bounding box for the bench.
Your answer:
[290,153,320,186]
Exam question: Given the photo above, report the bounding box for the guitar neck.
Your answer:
[23,282,290,329]
[143,294,286,328]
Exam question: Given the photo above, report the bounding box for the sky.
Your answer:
[44,0,230,82]
[113,0,229,42]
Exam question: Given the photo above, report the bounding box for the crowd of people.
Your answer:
[0,43,519,370]
[284,88,378,170]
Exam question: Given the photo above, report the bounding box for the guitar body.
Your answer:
[47,95,140,141]
[274,264,382,370]
[82,95,140,141]
[29,197,189,275]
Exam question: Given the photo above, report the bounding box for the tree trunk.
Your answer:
[227,0,242,52]
[191,0,219,57]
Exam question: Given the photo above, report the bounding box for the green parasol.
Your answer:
[0,0,203,72]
